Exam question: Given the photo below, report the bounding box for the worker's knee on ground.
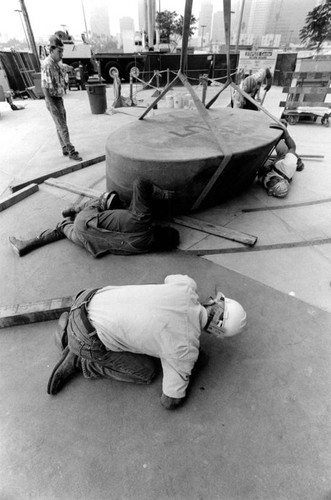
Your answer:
[133,177,153,196]
[275,140,288,158]
[267,177,289,198]
[160,393,185,409]
[137,365,157,384]
[132,354,157,384]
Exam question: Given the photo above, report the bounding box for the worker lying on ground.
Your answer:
[47,274,247,409]
[232,67,272,110]
[9,178,179,257]
[257,124,302,198]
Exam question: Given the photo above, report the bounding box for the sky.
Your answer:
[0,0,218,43]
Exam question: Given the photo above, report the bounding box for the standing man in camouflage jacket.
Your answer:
[41,35,82,161]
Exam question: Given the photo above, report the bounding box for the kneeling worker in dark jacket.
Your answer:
[47,274,247,409]
[9,178,179,257]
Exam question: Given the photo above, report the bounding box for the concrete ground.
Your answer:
[0,81,330,500]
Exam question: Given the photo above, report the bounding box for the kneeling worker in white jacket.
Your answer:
[47,275,247,409]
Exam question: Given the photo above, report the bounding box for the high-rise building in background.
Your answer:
[120,17,135,52]
[137,0,155,48]
[211,11,224,44]
[235,0,253,37]
[228,0,245,44]
[236,0,320,47]
[264,0,320,45]
[138,0,147,33]
[198,0,213,42]
[89,0,110,36]
[246,0,270,43]
[119,17,135,33]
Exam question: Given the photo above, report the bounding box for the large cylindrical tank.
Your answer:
[106,107,282,213]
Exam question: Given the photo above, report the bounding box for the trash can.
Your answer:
[86,83,107,114]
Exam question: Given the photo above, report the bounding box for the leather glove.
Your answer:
[296,158,304,171]
[269,122,287,139]
[269,122,286,131]
[160,393,184,410]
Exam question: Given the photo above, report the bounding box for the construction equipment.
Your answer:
[10,49,37,99]
[280,57,331,126]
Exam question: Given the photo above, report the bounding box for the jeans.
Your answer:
[67,289,157,384]
[45,96,74,153]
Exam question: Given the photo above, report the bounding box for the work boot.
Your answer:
[9,228,65,257]
[296,158,305,172]
[99,191,123,211]
[68,150,82,161]
[9,236,43,257]
[55,312,69,351]
[47,346,81,395]
[62,147,69,156]
[193,349,209,373]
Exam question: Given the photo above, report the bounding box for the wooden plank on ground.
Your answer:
[173,215,257,246]
[10,155,105,193]
[182,236,331,256]
[44,178,102,198]
[0,183,39,212]
[0,296,74,329]
[270,154,324,160]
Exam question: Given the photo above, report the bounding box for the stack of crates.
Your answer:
[280,56,331,126]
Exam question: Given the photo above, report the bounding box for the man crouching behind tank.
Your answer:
[48,274,247,409]
[9,178,179,258]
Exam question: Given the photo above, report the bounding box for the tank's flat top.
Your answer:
[107,108,282,161]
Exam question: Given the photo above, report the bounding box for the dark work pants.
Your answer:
[45,96,75,153]
[67,289,157,384]
[58,178,154,254]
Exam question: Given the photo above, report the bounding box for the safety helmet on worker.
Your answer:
[48,35,64,49]
[267,178,289,198]
[204,292,247,338]
[243,76,257,95]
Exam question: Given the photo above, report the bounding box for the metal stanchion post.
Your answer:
[79,61,86,90]
[97,60,102,83]
[130,73,133,102]
[155,70,160,90]
[200,74,208,105]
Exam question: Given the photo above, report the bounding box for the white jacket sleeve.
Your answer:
[160,355,198,399]
[164,274,198,291]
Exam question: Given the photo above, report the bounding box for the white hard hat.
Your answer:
[204,292,247,338]
[267,178,289,198]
